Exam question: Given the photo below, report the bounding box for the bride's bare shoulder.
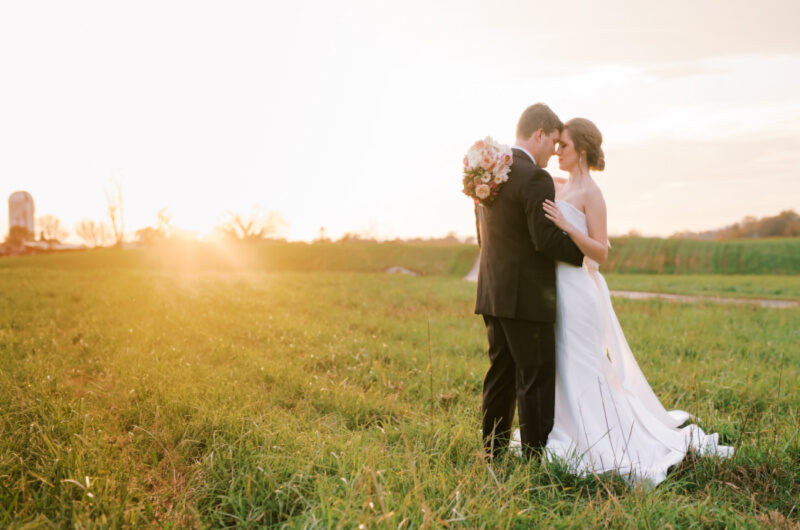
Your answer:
[584,179,606,210]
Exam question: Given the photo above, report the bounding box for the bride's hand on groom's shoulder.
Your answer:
[543,200,573,233]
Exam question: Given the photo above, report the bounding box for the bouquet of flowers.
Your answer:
[462,137,513,205]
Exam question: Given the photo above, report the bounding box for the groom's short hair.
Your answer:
[516,103,563,139]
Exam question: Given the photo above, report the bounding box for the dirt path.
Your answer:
[609,290,799,309]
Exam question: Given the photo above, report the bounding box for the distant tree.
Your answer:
[313,226,330,243]
[358,222,380,241]
[134,226,166,246]
[4,225,34,246]
[670,209,800,240]
[105,180,125,248]
[339,232,359,242]
[339,222,380,242]
[134,207,174,246]
[156,207,172,237]
[737,216,759,238]
[36,214,69,243]
[217,206,288,241]
[774,210,800,237]
[442,231,460,243]
[75,219,112,247]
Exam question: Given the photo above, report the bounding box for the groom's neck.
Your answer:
[513,143,537,166]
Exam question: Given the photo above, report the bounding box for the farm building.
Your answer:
[8,191,35,235]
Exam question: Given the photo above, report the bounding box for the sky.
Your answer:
[1,0,799,242]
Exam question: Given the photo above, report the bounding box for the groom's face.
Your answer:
[536,129,560,168]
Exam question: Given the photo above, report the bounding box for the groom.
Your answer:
[475,103,584,459]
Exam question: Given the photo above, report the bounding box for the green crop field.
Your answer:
[1,248,798,527]
[604,237,800,275]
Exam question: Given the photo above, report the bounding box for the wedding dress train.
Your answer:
[513,200,732,486]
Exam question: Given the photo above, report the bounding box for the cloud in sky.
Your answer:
[0,0,798,240]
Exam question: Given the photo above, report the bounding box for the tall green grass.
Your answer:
[0,252,798,527]
[604,237,800,275]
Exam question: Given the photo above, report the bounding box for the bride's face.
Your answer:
[557,129,579,172]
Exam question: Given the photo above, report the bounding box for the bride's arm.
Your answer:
[542,192,608,264]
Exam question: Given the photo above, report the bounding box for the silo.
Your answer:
[9,191,35,234]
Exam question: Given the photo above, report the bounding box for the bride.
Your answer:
[518,117,732,486]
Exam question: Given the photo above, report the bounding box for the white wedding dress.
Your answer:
[513,200,732,487]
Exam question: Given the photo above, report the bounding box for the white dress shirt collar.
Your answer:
[512,145,536,166]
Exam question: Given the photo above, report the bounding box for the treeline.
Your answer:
[338,231,476,245]
[670,210,800,240]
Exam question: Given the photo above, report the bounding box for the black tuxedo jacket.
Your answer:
[474,148,584,322]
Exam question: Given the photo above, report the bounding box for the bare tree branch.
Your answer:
[217,206,288,241]
[105,180,124,248]
[36,214,69,243]
[75,219,111,247]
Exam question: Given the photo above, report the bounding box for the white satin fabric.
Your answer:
[514,200,732,486]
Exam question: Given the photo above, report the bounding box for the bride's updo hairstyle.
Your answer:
[564,118,605,171]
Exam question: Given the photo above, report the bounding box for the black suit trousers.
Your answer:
[481,315,556,458]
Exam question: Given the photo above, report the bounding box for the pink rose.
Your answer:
[481,155,495,171]
[501,152,513,166]
[475,184,491,199]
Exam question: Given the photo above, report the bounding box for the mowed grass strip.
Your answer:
[605,273,800,301]
[0,256,798,526]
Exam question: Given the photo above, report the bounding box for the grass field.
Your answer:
[1,249,799,527]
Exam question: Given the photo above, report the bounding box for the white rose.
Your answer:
[467,149,483,169]
[480,173,491,183]
[493,174,504,184]
[475,184,491,199]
